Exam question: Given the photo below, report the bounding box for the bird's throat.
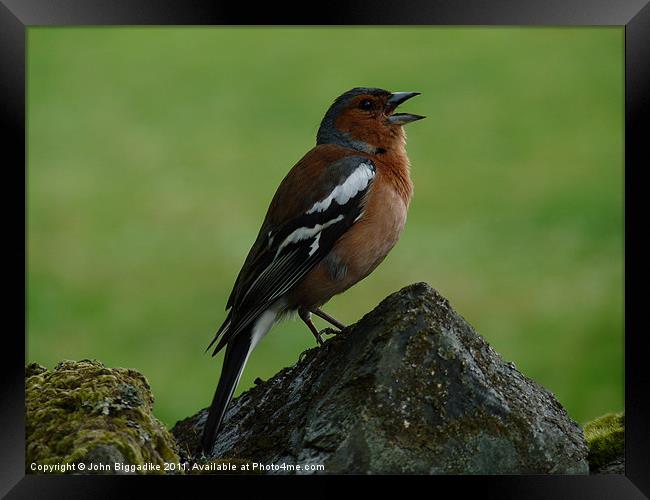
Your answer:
[376,147,413,207]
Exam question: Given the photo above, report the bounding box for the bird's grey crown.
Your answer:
[316,87,391,153]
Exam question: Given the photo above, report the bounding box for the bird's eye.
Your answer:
[359,99,373,111]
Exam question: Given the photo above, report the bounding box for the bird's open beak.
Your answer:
[385,92,425,125]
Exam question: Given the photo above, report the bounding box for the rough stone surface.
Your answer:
[26,359,179,474]
[584,412,624,474]
[173,282,589,474]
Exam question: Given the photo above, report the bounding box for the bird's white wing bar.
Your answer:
[307,163,375,214]
[275,214,344,258]
[210,156,376,355]
[308,233,321,257]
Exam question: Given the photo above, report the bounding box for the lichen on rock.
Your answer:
[26,359,179,474]
[584,412,624,474]
[27,284,601,475]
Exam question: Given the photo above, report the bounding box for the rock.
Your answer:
[584,412,624,474]
[26,359,180,474]
[173,282,589,474]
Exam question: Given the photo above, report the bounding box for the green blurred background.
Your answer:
[27,27,623,427]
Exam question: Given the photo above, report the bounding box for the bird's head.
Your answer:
[316,87,424,154]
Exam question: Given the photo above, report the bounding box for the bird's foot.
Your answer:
[313,328,338,347]
[318,327,339,340]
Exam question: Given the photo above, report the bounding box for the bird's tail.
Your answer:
[201,333,251,454]
[201,308,278,454]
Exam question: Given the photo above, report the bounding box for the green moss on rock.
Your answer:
[584,412,624,473]
[26,360,180,474]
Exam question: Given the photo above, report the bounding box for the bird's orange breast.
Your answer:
[331,171,409,278]
[286,167,410,309]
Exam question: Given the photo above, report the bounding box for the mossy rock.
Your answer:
[26,359,180,474]
[176,283,589,474]
[584,412,624,473]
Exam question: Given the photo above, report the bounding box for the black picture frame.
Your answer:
[2,0,647,497]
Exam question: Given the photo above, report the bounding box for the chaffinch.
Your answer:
[201,87,424,453]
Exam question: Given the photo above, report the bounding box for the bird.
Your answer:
[201,87,424,453]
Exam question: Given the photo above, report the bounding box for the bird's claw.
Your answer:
[320,327,339,336]
[315,327,340,346]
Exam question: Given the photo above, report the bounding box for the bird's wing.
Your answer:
[208,150,376,355]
